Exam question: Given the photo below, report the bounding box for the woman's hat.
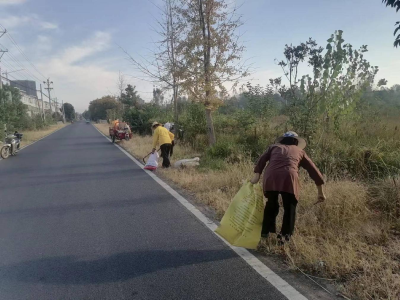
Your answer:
[151,121,160,128]
[275,131,307,149]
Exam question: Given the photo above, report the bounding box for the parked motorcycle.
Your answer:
[1,131,23,159]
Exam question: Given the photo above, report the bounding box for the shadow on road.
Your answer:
[0,250,236,285]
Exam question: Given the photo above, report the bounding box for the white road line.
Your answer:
[0,125,68,162]
[94,125,308,300]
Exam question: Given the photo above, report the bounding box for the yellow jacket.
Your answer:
[152,126,174,148]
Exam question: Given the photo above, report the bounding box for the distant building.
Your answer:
[9,80,62,116]
[20,90,40,117]
[10,80,38,98]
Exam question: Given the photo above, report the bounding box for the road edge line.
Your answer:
[0,124,69,162]
[94,125,308,300]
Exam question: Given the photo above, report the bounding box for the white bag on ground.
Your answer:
[144,152,159,171]
[174,157,200,168]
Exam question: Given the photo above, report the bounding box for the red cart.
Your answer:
[109,127,131,143]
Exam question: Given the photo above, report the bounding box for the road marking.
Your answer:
[0,125,68,162]
[94,125,308,300]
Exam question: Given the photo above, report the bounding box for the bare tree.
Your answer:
[122,0,182,124]
[116,71,126,101]
[176,0,248,145]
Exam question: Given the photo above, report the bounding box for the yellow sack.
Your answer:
[215,181,264,249]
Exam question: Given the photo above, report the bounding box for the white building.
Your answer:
[18,89,62,116]
[5,80,63,117]
[20,91,40,117]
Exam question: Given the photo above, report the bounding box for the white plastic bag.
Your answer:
[164,122,172,131]
[144,152,159,171]
[174,157,200,168]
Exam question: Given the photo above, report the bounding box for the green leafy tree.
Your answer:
[377,78,388,87]
[0,85,28,137]
[123,104,164,135]
[121,84,141,108]
[274,31,378,141]
[382,0,400,47]
[243,83,277,122]
[62,103,75,121]
[89,96,120,121]
[82,110,91,120]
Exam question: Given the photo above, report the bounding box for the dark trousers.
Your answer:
[160,143,172,168]
[262,191,298,237]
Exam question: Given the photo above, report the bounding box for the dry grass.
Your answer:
[95,123,400,299]
[20,123,67,148]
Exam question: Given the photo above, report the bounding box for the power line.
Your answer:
[0,23,47,81]
[0,41,46,83]
[0,60,43,97]
[4,53,44,82]
[0,43,44,85]
[2,56,42,83]
[6,34,47,80]
[0,43,49,99]
[0,74,49,99]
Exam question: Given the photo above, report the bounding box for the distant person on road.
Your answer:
[250,131,326,245]
[151,122,174,168]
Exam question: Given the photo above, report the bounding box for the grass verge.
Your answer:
[95,123,400,300]
[19,123,68,148]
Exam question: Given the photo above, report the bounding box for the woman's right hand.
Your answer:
[250,173,260,185]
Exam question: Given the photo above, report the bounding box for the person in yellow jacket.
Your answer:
[112,119,120,130]
[151,121,174,168]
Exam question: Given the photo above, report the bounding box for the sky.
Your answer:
[0,0,399,112]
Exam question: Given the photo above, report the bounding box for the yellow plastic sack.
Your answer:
[215,181,264,249]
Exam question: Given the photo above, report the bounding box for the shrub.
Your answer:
[206,140,233,159]
[179,102,207,145]
[368,177,400,230]
[124,104,165,135]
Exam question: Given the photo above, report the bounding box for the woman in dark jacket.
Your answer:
[251,131,326,244]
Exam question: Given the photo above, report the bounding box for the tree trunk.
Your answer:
[205,108,216,146]
[173,84,178,125]
[199,0,215,146]
[168,0,179,127]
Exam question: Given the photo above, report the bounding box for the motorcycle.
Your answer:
[1,131,23,159]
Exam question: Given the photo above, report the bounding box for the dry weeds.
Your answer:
[20,123,67,148]
[95,123,400,300]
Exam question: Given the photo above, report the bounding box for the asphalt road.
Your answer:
[0,122,289,300]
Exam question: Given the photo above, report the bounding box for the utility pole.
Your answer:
[2,69,24,80]
[43,78,53,112]
[61,99,66,123]
[0,29,8,90]
[40,83,45,121]
[54,97,59,117]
